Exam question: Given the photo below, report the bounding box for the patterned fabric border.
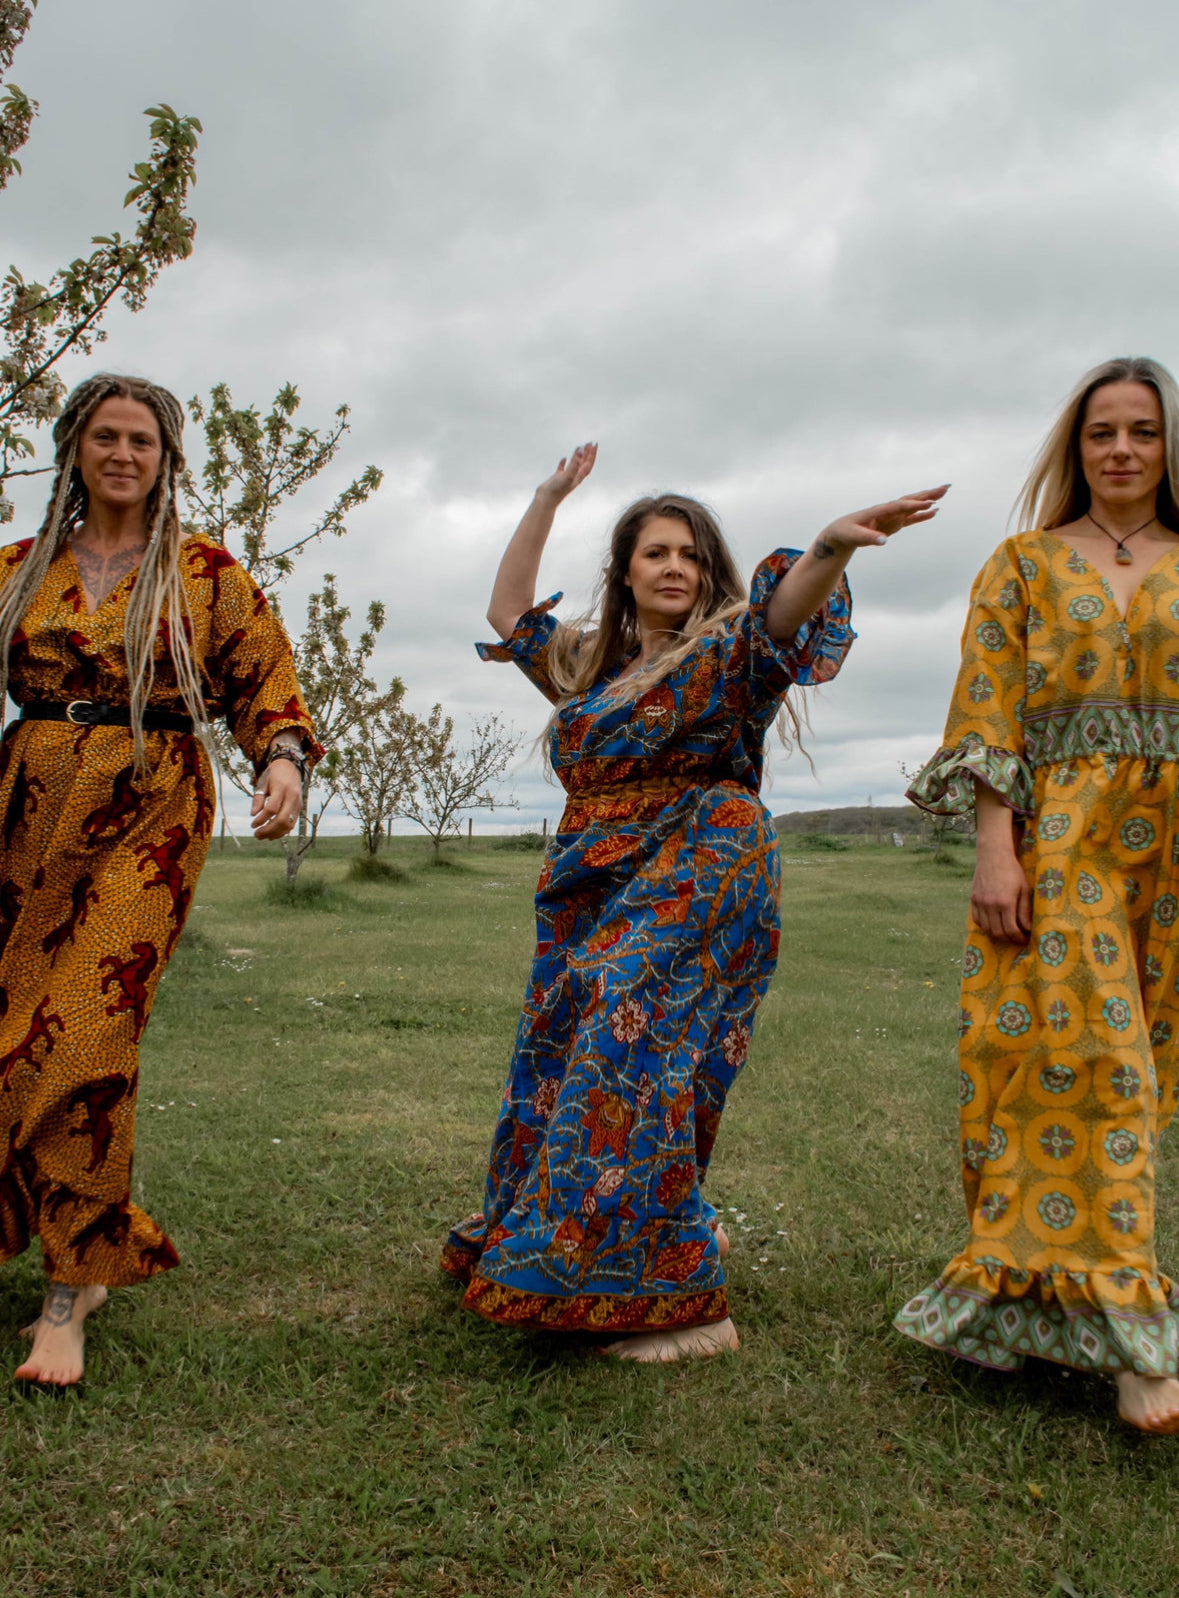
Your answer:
[440,1238,478,1283]
[1022,700,1179,767]
[476,592,561,666]
[748,550,855,686]
[460,1272,730,1333]
[905,735,1034,818]
[894,1277,1179,1376]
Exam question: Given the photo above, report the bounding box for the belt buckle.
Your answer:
[65,700,96,725]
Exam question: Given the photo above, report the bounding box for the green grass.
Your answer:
[2,836,1178,1596]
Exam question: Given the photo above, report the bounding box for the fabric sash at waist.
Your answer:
[1023,701,1179,767]
[556,776,749,834]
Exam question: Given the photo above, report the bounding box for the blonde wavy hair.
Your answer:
[545,493,808,756]
[1016,355,1179,532]
[0,372,208,773]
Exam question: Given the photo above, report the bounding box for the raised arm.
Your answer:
[762,484,949,643]
[487,443,597,640]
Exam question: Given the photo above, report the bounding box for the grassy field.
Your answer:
[2,834,1178,1597]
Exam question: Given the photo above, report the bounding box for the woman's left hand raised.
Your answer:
[251,759,304,840]
[818,484,950,552]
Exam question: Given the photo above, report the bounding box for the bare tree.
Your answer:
[336,683,425,854]
[399,709,519,859]
[0,4,202,507]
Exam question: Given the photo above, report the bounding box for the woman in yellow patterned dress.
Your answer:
[0,374,319,1386]
[896,356,1179,1433]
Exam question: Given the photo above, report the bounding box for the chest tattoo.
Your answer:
[70,541,147,612]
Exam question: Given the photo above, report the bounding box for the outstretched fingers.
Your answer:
[541,442,598,501]
[567,441,598,489]
[868,483,951,535]
[820,484,949,550]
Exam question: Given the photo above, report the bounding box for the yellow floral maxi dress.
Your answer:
[0,534,319,1288]
[895,530,1179,1375]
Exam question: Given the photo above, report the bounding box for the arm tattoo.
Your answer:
[70,540,147,610]
[42,1282,79,1326]
[810,538,837,560]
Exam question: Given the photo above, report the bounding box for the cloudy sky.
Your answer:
[5,0,1179,831]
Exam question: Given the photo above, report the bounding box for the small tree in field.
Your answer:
[399,709,519,859]
[181,386,384,876]
[336,683,425,855]
[182,382,382,597]
[0,3,201,507]
[280,577,399,883]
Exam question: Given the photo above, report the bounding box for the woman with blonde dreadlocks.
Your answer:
[443,444,947,1360]
[0,373,320,1386]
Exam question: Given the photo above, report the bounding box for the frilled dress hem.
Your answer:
[894,1261,1179,1376]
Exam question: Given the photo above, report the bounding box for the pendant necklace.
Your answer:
[1086,510,1156,566]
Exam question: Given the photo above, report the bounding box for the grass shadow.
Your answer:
[346,854,409,884]
[261,876,356,912]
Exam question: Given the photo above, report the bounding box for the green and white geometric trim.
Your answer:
[894,1279,1179,1376]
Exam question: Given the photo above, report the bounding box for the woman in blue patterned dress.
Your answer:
[444,445,947,1360]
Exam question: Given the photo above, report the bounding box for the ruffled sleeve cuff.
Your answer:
[906,736,1034,817]
[748,549,856,688]
[476,592,563,702]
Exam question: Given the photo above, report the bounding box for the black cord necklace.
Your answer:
[1086,510,1157,566]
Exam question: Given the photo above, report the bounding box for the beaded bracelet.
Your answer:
[265,745,309,780]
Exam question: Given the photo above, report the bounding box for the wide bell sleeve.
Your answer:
[195,544,324,776]
[476,592,576,706]
[716,548,855,725]
[907,539,1034,817]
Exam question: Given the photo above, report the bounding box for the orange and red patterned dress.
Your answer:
[0,534,318,1287]
[897,530,1179,1375]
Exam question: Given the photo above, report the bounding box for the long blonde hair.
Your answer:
[1016,355,1179,532]
[0,372,208,772]
[545,492,808,756]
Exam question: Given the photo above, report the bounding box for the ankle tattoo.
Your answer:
[43,1283,79,1327]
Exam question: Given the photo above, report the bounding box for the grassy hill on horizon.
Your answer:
[772,802,926,837]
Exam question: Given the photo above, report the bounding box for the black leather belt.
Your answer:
[18,700,194,733]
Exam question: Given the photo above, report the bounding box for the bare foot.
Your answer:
[1115,1370,1179,1434]
[602,1317,740,1363]
[712,1222,730,1259]
[14,1283,108,1386]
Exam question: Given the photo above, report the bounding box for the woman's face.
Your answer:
[1079,380,1167,515]
[624,515,702,630]
[76,396,163,518]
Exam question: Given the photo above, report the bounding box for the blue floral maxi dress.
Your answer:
[443,551,854,1332]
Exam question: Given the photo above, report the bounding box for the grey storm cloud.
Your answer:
[5,0,1179,827]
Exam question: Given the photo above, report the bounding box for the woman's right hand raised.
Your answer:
[536,442,597,503]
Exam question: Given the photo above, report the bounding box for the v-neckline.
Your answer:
[65,544,142,619]
[1041,532,1179,624]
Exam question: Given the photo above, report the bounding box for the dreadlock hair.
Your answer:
[0,372,208,773]
[545,492,810,759]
